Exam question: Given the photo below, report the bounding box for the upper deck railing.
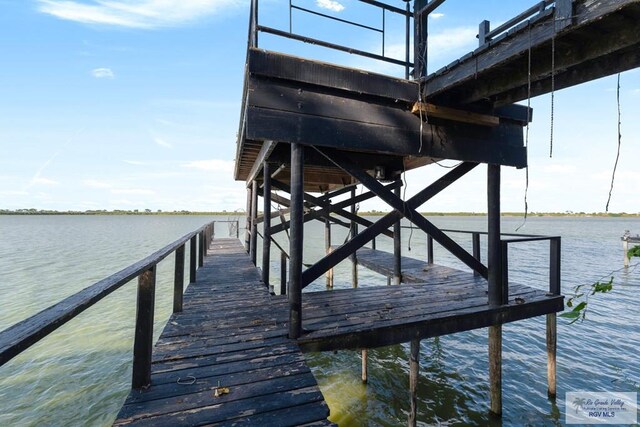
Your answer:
[248,0,414,78]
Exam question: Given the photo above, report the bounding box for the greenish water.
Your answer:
[1,215,639,426]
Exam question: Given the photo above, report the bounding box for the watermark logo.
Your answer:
[566,392,637,424]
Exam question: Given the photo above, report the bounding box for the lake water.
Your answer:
[0,215,638,426]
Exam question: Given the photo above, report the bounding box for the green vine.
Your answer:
[560,246,640,324]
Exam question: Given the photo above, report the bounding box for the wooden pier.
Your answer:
[114,238,333,426]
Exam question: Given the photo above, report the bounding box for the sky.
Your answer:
[0,0,638,214]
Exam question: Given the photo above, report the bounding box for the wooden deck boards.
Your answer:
[114,239,562,425]
[114,238,333,427]
[297,247,563,352]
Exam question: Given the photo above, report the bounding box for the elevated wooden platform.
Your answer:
[114,239,333,427]
[298,247,563,352]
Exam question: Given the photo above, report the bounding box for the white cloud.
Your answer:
[316,0,344,12]
[181,159,234,172]
[32,177,59,186]
[123,160,148,165]
[110,188,155,195]
[92,67,114,79]
[430,13,444,19]
[153,137,172,148]
[38,0,243,29]
[83,179,112,189]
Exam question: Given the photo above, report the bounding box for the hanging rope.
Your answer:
[549,17,556,158]
[606,73,622,212]
[516,24,533,232]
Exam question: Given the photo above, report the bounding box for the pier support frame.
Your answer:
[245,187,252,252]
[547,313,557,398]
[350,187,359,288]
[325,218,333,288]
[262,162,272,289]
[289,143,304,339]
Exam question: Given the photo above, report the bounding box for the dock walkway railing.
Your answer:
[0,219,237,390]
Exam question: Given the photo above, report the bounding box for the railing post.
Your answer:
[245,187,252,251]
[479,20,490,45]
[250,180,259,265]
[427,234,434,264]
[132,266,156,390]
[198,231,204,267]
[487,164,503,306]
[280,250,287,295]
[262,162,272,289]
[236,220,240,238]
[405,0,411,79]
[350,187,358,288]
[472,232,481,276]
[549,238,561,295]
[190,235,197,284]
[393,180,402,285]
[500,241,509,304]
[173,244,185,313]
[211,222,215,241]
[325,218,333,288]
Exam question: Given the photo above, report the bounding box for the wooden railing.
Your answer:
[0,221,218,390]
[414,227,561,301]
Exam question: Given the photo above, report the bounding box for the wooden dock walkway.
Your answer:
[114,238,333,427]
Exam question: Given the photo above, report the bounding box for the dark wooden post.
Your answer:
[262,162,272,289]
[250,180,259,265]
[280,250,287,295]
[393,181,402,285]
[472,232,481,276]
[350,187,358,288]
[548,237,560,398]
[361,348,368,383]
[132,266,156,390]
[189,235,197,284]
[245,187,252,251]
[289,143,304,339]
[414,0,428,79]
[426,235,434,264]
[325,218,333,288]
[198,231,204,267]
[211,221,215,240]
[487,163,502,416]
[173,244,185,313]
[478,20,490,45]
[236,219,240,238]
[408,338,420,426]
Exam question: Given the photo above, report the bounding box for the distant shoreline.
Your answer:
[1,209,638,217]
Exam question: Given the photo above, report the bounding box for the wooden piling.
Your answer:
[488,325,502,416]
[547,313,557,398]
[280,250,287,295]
[409,338,420,427]
[623,238,629,267]
[361,349,368,383]
[244,187,251,252]
[262,162,272,288]
[289,143,304,339]
[189,235,196,284]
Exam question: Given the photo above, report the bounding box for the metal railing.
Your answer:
[0,221,217,390]
[478,0,557,44]
[248,0,414,78]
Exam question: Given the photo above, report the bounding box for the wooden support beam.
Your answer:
[362,349,368,383]
[262,162,272,289]
[289,143,304,339]
[547,313,557,398]
[172,244,185,314]
[301,159,480,288]
[411,102,500,127]
[316,148,488,278]
[325,219,333,288]
[244,187,252,252]
[132,266,156,390]
[489,325,502,416]
[246,141,277,185]
[487,164,503,306]
[409,338,420,427]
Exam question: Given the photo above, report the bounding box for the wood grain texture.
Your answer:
[114,239,332,426]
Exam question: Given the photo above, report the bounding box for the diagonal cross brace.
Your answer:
[270,179,397,238]
[266,190,351,231]
[301,149,485,288]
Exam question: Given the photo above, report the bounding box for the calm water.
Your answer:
[0,215,639,426]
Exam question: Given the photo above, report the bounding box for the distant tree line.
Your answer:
[0,209,243,216]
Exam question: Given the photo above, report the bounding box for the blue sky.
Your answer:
[1,0,638,213]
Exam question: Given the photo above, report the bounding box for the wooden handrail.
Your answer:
[0,221,214,377]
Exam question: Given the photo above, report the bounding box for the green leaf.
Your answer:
[572,301,587,312]
[560,311,580,319]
